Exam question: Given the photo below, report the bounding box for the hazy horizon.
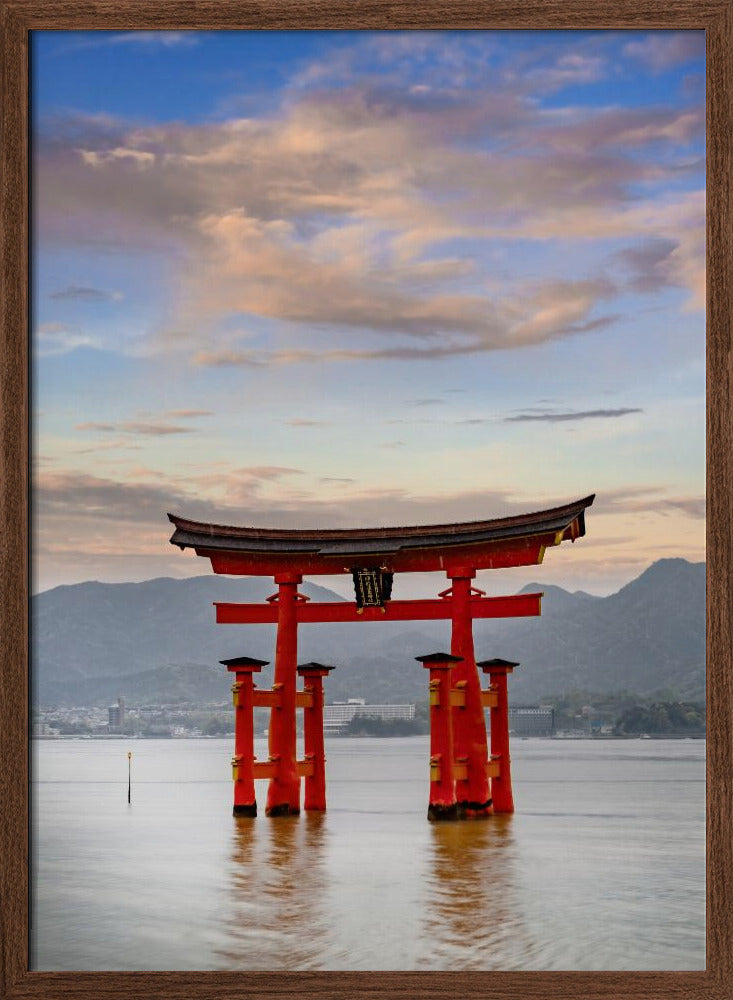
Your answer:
[31,552,705,601]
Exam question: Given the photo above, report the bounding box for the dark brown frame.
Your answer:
[1,3,730,998]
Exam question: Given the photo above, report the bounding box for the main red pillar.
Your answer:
[478,658,518,813]
[221,655,268,817]
[446,568,492,817]
[416,652,463,821]
[297,661,334,811]
[266,573,302,816]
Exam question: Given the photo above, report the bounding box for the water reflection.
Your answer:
[218,812,331,969]
[420,816,540,969]
[31,739,705,971]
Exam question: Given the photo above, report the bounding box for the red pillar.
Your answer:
[221,655,268,817]
[416,653,463,821]
[446,568,492,817]
[266,573,302,816]
[297,661,334,811]
[478,658,518,813]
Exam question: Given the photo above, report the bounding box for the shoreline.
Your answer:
[31,732,706,741]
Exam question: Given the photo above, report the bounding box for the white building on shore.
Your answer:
[324,698,416,734]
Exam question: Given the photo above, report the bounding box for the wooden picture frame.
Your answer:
[1,3,730,998]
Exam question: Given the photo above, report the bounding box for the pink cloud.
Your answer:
[623,33,705,72]
[35,43,705,366]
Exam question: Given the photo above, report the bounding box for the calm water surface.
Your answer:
[31,737,705,971]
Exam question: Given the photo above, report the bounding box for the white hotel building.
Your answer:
[324,699,416,734]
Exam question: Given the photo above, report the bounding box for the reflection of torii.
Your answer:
[421,816,539,969]
[168,493,594,820]
[219,813,330,971]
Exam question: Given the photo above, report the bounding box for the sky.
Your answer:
[32,29,706,598]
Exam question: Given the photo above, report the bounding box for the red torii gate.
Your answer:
[168,493,594,820]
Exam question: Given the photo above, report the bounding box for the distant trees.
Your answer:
[536,689,706,735]
[44,718,93,735]
[341,713,429,737]
[542,689,638,732]
[202,715,232,736]
[614,701,705,735]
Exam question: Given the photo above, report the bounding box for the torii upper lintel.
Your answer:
[167,493,595,576]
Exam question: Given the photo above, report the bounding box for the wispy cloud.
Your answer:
[75,420,195,436]
[505,408,643,423]
[34,469,541,533]
[74,409,213,436]
[230,466,303,481]
[62,31,200,52]
[35,322,98,357]
[75,422,116,432]
[121,422,196,436]
[49,284,122,303]
[190,280,618,367]
[72,440,144,455]
[165,409,214,419]
[623,33,705,72]
[592,485,705,520]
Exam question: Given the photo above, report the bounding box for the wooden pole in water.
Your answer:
[127,751,132,804]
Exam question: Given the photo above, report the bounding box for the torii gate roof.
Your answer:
[168,494,594,576]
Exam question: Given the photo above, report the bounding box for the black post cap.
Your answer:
[415,652,464,663]
[219,655,270,667]
[476,657,520,668]
[297,661,336,673]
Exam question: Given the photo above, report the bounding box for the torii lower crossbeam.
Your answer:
[214,592,542,625]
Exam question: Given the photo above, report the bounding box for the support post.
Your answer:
[297,662,335,811]
[416,653,463,821]
[266,573,303,816]
[446,568,492,817]
[221,655,269,817]
[478,658,519,813]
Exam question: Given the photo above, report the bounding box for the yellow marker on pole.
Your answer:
[127,751,132,804]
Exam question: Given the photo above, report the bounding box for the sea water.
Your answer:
[31,736,705,971]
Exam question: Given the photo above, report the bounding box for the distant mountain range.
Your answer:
[32,558,705,707]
